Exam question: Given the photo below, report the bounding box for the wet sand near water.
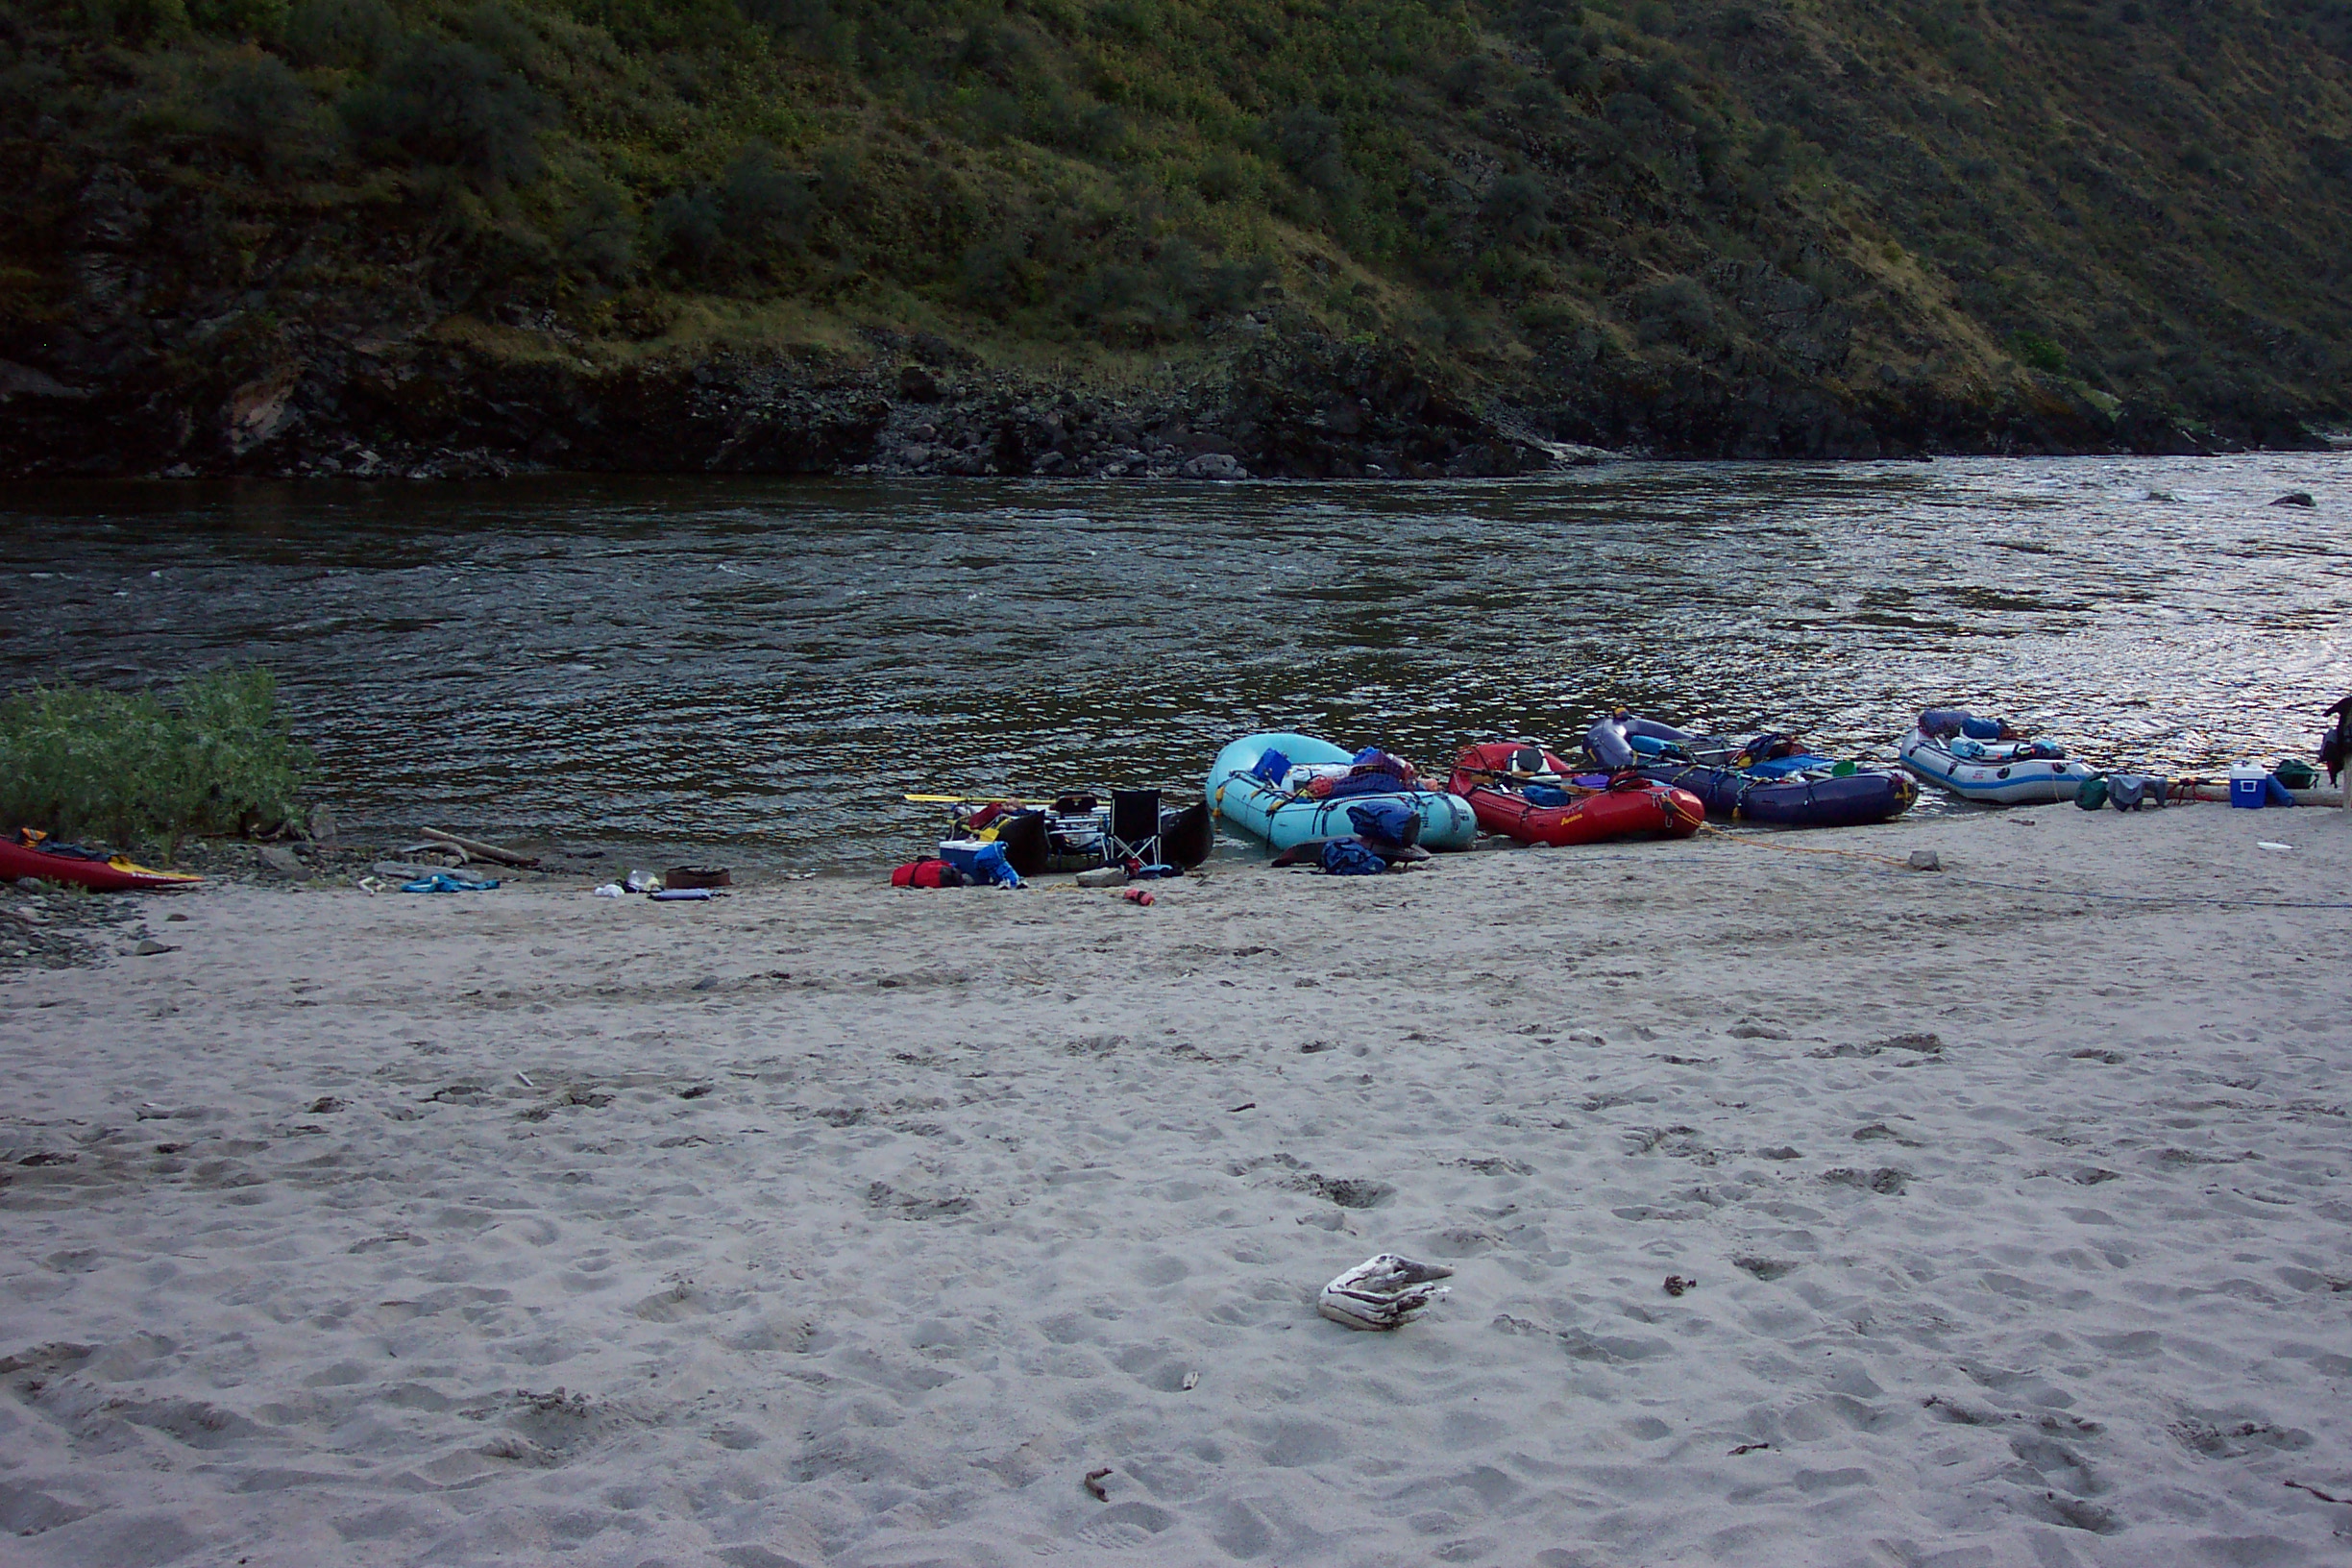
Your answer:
[2,804,2348,1566]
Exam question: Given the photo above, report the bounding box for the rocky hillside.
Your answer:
[2,0,2347,478]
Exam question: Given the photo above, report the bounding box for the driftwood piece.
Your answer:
[1316,1254,1453,1331]
[373,861,471,881]
[421,828,539,868]
[2176,782,2343,807]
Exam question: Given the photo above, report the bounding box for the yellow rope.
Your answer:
[1697,821,1916,870]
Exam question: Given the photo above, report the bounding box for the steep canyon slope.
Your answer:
[2,0,2347,477]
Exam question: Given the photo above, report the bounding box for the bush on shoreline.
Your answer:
[0,667,314,850]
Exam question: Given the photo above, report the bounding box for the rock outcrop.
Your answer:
[4,301,2317,483]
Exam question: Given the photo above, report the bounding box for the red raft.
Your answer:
[1448,743,1705,847]
[0,835,203,892]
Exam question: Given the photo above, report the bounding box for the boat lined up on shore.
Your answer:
[1189,703,2151,862]
[1205,733,1479,852]
[3,700,2313,898]
[1445,742,1705,846]
[1895,709,2097,804]
[1587,715,1919,828]
[0,833,203,892]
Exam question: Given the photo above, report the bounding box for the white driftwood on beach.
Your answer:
[2174,782,2344,807]
[420,826,539,866]
[1316,1254,1454,1330]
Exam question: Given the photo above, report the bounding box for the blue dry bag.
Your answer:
[1345,799,1419,846]
[1320,839,1388,875]
[968,843,1023,888]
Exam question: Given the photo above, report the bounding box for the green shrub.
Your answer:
[0,666,314,848]
[1517,295,1582,335]
[1194,148,1259,204]
[459,0,540,64]
[1026,87,1127,161]
[341,36,548,186]
[814,141,864,211]
[2009,329,2069,374]
[75,0,193,44]
[1552,47,1601,94]
[560,175,639,282]
[1481,172,1549,244]
[720,140,812,248]
[1634,275,1720,349]
[959,236,1041,314]
[282,0,395,67]
[189,0,288,39]
[649,186,725,277]
[203,49,337,169]
[1067,239,1270,341]
[1435,55,1495,107]
[558,0,747,52]
[1271,107,1352,198]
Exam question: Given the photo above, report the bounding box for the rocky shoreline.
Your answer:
[0,310,2333,484]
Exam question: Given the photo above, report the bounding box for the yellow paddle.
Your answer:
[903,793,1059,806]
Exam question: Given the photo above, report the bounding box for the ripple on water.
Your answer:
[3,455,2347,868]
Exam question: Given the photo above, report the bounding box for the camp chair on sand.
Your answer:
[1108,788,1164,868]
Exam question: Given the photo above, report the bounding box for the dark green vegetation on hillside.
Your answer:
[2,0,2347,471]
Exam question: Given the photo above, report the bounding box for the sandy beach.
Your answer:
[3,802,2349,1567]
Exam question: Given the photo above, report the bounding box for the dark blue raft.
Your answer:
[1585,714,1918,829]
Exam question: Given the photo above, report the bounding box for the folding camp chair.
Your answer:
[1107,788,1164,868]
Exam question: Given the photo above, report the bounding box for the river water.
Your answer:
[3,454,2346,868]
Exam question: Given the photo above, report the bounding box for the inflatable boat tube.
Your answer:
[1447,743,1704,845]
[1588,714,1916,827]
[1898,728,2095,805]
[1206,733,1477,852]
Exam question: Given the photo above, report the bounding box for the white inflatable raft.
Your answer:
[1899,727,2096,805]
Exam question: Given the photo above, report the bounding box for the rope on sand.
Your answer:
[1696,822,1914,870]
[1692,822,2352,911]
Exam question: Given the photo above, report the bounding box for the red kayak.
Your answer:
[0,836,203,892]
[1448,743,1705,846]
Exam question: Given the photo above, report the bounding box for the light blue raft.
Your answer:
[1204,732,1478,852]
